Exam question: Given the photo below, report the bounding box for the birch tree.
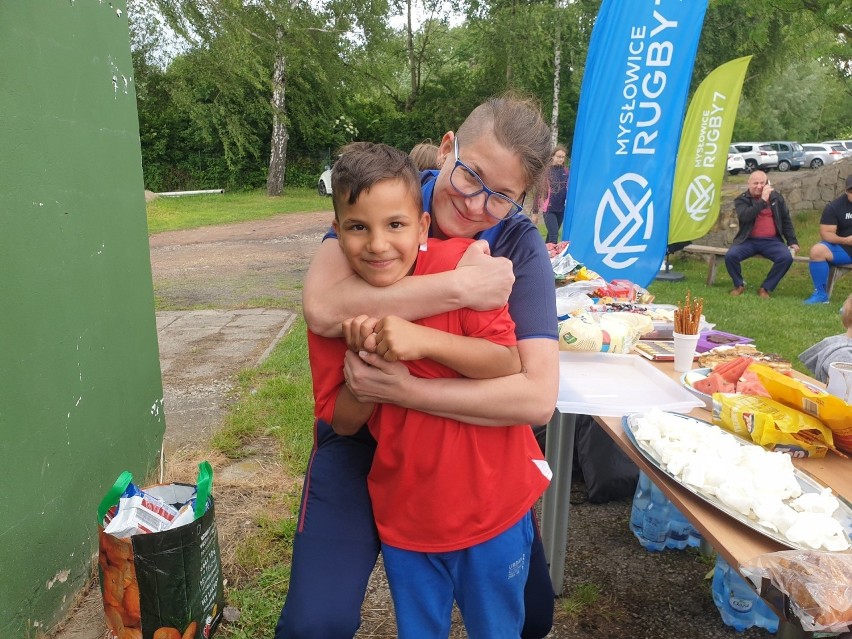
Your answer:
[155,0,344,195]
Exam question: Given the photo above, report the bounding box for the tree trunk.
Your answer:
[406,0,417,110]
[267,42,288,197]
[549,1,562,147]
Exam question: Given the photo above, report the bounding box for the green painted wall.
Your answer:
[0,2,165,635]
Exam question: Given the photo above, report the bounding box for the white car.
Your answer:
[731,142,779,172]
[821,140,852,158]
[317,168,332,196]
[726,145,746,175]
[802,144,845,168]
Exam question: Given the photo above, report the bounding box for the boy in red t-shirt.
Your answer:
[307,142,550,638]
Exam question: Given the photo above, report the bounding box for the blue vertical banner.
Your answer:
[563,0,708,288]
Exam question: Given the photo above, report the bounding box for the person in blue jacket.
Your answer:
[543,145,569,244]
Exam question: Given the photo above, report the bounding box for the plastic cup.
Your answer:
[826,362,852,402]
[672,332,700,373]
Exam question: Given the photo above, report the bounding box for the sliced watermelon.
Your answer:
[693,372,735,395]
[717,356,755,384]
[735,370,770,397]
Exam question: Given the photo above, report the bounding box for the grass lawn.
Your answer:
[146,187,332,234]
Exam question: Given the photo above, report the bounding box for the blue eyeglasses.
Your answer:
[450,137,525,221]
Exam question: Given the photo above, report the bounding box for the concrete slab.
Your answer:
[157,308,296,455]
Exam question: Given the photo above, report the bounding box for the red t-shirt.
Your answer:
[308,238,551,553]
[750,203,777,238]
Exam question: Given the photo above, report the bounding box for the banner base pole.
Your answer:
[655,271,686,282]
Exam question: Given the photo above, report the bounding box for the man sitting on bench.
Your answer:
[727,171,799,299]
[803,175,852,305]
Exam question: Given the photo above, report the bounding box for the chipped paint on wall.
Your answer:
[46,570,71,590]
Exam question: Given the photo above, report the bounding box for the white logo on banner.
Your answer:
[685,175,715,221]
[594,173,654,269]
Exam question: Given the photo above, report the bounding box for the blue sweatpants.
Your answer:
[382,512,534,639]
[274,421,554,638]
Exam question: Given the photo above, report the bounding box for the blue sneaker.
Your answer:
[804,291,830,304]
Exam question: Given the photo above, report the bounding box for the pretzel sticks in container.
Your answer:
[674,291,703,335]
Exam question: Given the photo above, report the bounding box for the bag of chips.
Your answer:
[712,393,833,458]
[750,364,852,454]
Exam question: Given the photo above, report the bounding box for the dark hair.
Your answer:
[409,140,440,171]
[331,142,423,218]
[456,92,553,195]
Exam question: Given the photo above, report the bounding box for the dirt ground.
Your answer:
[149,210,334,310]
[53,209,790,639]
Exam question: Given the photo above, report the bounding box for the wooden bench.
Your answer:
[681,243,852,296]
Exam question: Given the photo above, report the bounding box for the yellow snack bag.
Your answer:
[750,364,852,454]
[712,393,833,458]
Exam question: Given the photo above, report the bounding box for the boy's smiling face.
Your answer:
[333,178,430,288]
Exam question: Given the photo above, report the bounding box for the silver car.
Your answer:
[802,143,845,168]
[821,140,852,158]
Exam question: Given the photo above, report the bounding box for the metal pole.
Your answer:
[540,410,577,594]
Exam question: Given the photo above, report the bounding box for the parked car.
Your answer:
[317,167,332,196]
[731,143,779,171]
[765,141,805,172]
[821,140,852,158]
[802,143,845,168]
[726,145,746,175]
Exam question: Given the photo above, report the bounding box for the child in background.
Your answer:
[307,141,550,638]
[409,139,440,171]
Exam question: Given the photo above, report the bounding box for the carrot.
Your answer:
[182,621,198,639]
[122,581,141,625]
[102,565,125,609]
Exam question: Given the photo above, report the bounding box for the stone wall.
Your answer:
[696,157,852,248]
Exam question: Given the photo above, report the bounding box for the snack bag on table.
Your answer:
[558,311,653,354]
[750,364,852,455]
[712,393,833,458]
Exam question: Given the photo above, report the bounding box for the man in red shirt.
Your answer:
[726,171,799,298]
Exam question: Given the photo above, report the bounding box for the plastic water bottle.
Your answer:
[629,472,651,535]
[640,482,670,551]
[631,472,702,551]
[665,504,692,550]
[711,555,779,633]
[687,522,703,548]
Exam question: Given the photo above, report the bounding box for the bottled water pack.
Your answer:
[711,555,780,633]
[629,473,779,633]
[630,471,701,551]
